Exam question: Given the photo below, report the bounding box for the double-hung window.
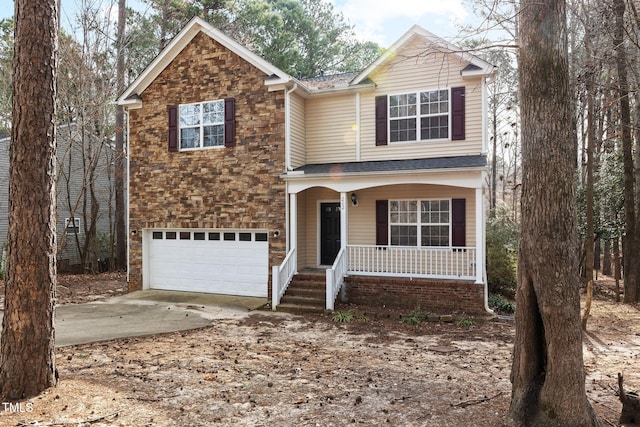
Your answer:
[389,89,449,143]
[65,217,80,235]
[376,87,463,146]
[179,100,224,150]
[389,199,450,247]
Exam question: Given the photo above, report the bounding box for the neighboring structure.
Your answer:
[117,17,495,314]
[0,125,115,272]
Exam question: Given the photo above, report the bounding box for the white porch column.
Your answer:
[475,187,484,284]
[340,192,348,250]
[290,192,297,252]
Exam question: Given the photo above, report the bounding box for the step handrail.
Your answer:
[326,247,347,311]
[272,248,296,310]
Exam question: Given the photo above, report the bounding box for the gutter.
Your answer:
[280,165,488,180]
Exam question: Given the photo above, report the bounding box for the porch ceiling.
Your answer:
[283,155,487,193]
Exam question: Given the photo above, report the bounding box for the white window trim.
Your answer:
[388,88,451,144]
[179,99,225,151]
[389,198,452,247]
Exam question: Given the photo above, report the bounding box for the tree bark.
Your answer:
[613,0,640,303]
[618,373,640,425]
[115,0,126,271]
[603,239,611,276]
[509,0,600,425]
[614,236,621,303]
[0,0,58,399]
[581,41,595,330]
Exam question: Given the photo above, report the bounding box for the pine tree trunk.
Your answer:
[582,29,595,331]
[603,239,611,276]
[613,0,640,303]
[614,237,621,303]
[115,0,126,271]
[509,0,600,424]
[0,0,58,400]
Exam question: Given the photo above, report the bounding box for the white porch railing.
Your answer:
[326,247,347,311]
[346,245,476,280]
[271,249,297,310]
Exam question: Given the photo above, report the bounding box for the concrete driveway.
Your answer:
[0,290,268,347]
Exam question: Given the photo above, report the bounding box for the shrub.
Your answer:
[400,310,434,324]
[332,310,355,323]
[488,294,516,314]
[486,206,518,298]
[455,316,476,327]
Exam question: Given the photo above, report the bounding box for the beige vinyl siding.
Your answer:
[305,94,357,164]
[360,35,485,161]
[289,93,306,169]
[297,184,476,269]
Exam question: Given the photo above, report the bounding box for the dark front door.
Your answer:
[320,202,341,265]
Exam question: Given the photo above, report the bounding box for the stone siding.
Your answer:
[128,32,286,294]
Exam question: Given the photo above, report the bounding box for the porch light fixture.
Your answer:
[351,192,358,206]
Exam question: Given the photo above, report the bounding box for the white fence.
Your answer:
[346,245,476,280]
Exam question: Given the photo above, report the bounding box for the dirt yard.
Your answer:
[0,274,638,426]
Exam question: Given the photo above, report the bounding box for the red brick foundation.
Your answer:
[344,276,486,315]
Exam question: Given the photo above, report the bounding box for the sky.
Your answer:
[331,0,472,46]
[0,0,476,47]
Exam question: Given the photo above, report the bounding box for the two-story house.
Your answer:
[1,125,115,272]
[117,17,494,314]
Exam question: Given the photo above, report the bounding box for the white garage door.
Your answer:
[147,229,269,297]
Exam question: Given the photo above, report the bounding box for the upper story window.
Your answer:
[389,89,449,143]
[376,87,464,146]
[168,98,235,152]
[179,100,225,150]
[65,217,80,235]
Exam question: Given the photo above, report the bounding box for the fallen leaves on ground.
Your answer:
[0,274,637,426]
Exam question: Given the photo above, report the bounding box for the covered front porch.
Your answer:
[272,158,488,313]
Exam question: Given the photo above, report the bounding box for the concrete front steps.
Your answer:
[276,272,326,313]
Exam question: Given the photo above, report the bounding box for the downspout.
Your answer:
[284,83,298,253]
[124,107,130,283]
[481,76,493,314]
[481,182,493,314]
[355,92,361,162]
[481,76,489,155]
[285,83,298,172]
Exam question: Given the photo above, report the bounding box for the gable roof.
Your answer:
[117,17,292,108]
[351,24,495,85]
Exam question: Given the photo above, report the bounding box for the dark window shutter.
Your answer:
[451,198,466,247]
[168,105,178,152]
[376,200,388,245]
[224,97,236,147]
[451,87,465,141]
[375,95,388,146]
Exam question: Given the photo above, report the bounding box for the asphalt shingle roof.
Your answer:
[293,155,487,175]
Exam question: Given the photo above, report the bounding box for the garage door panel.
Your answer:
[147,229,268,297]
